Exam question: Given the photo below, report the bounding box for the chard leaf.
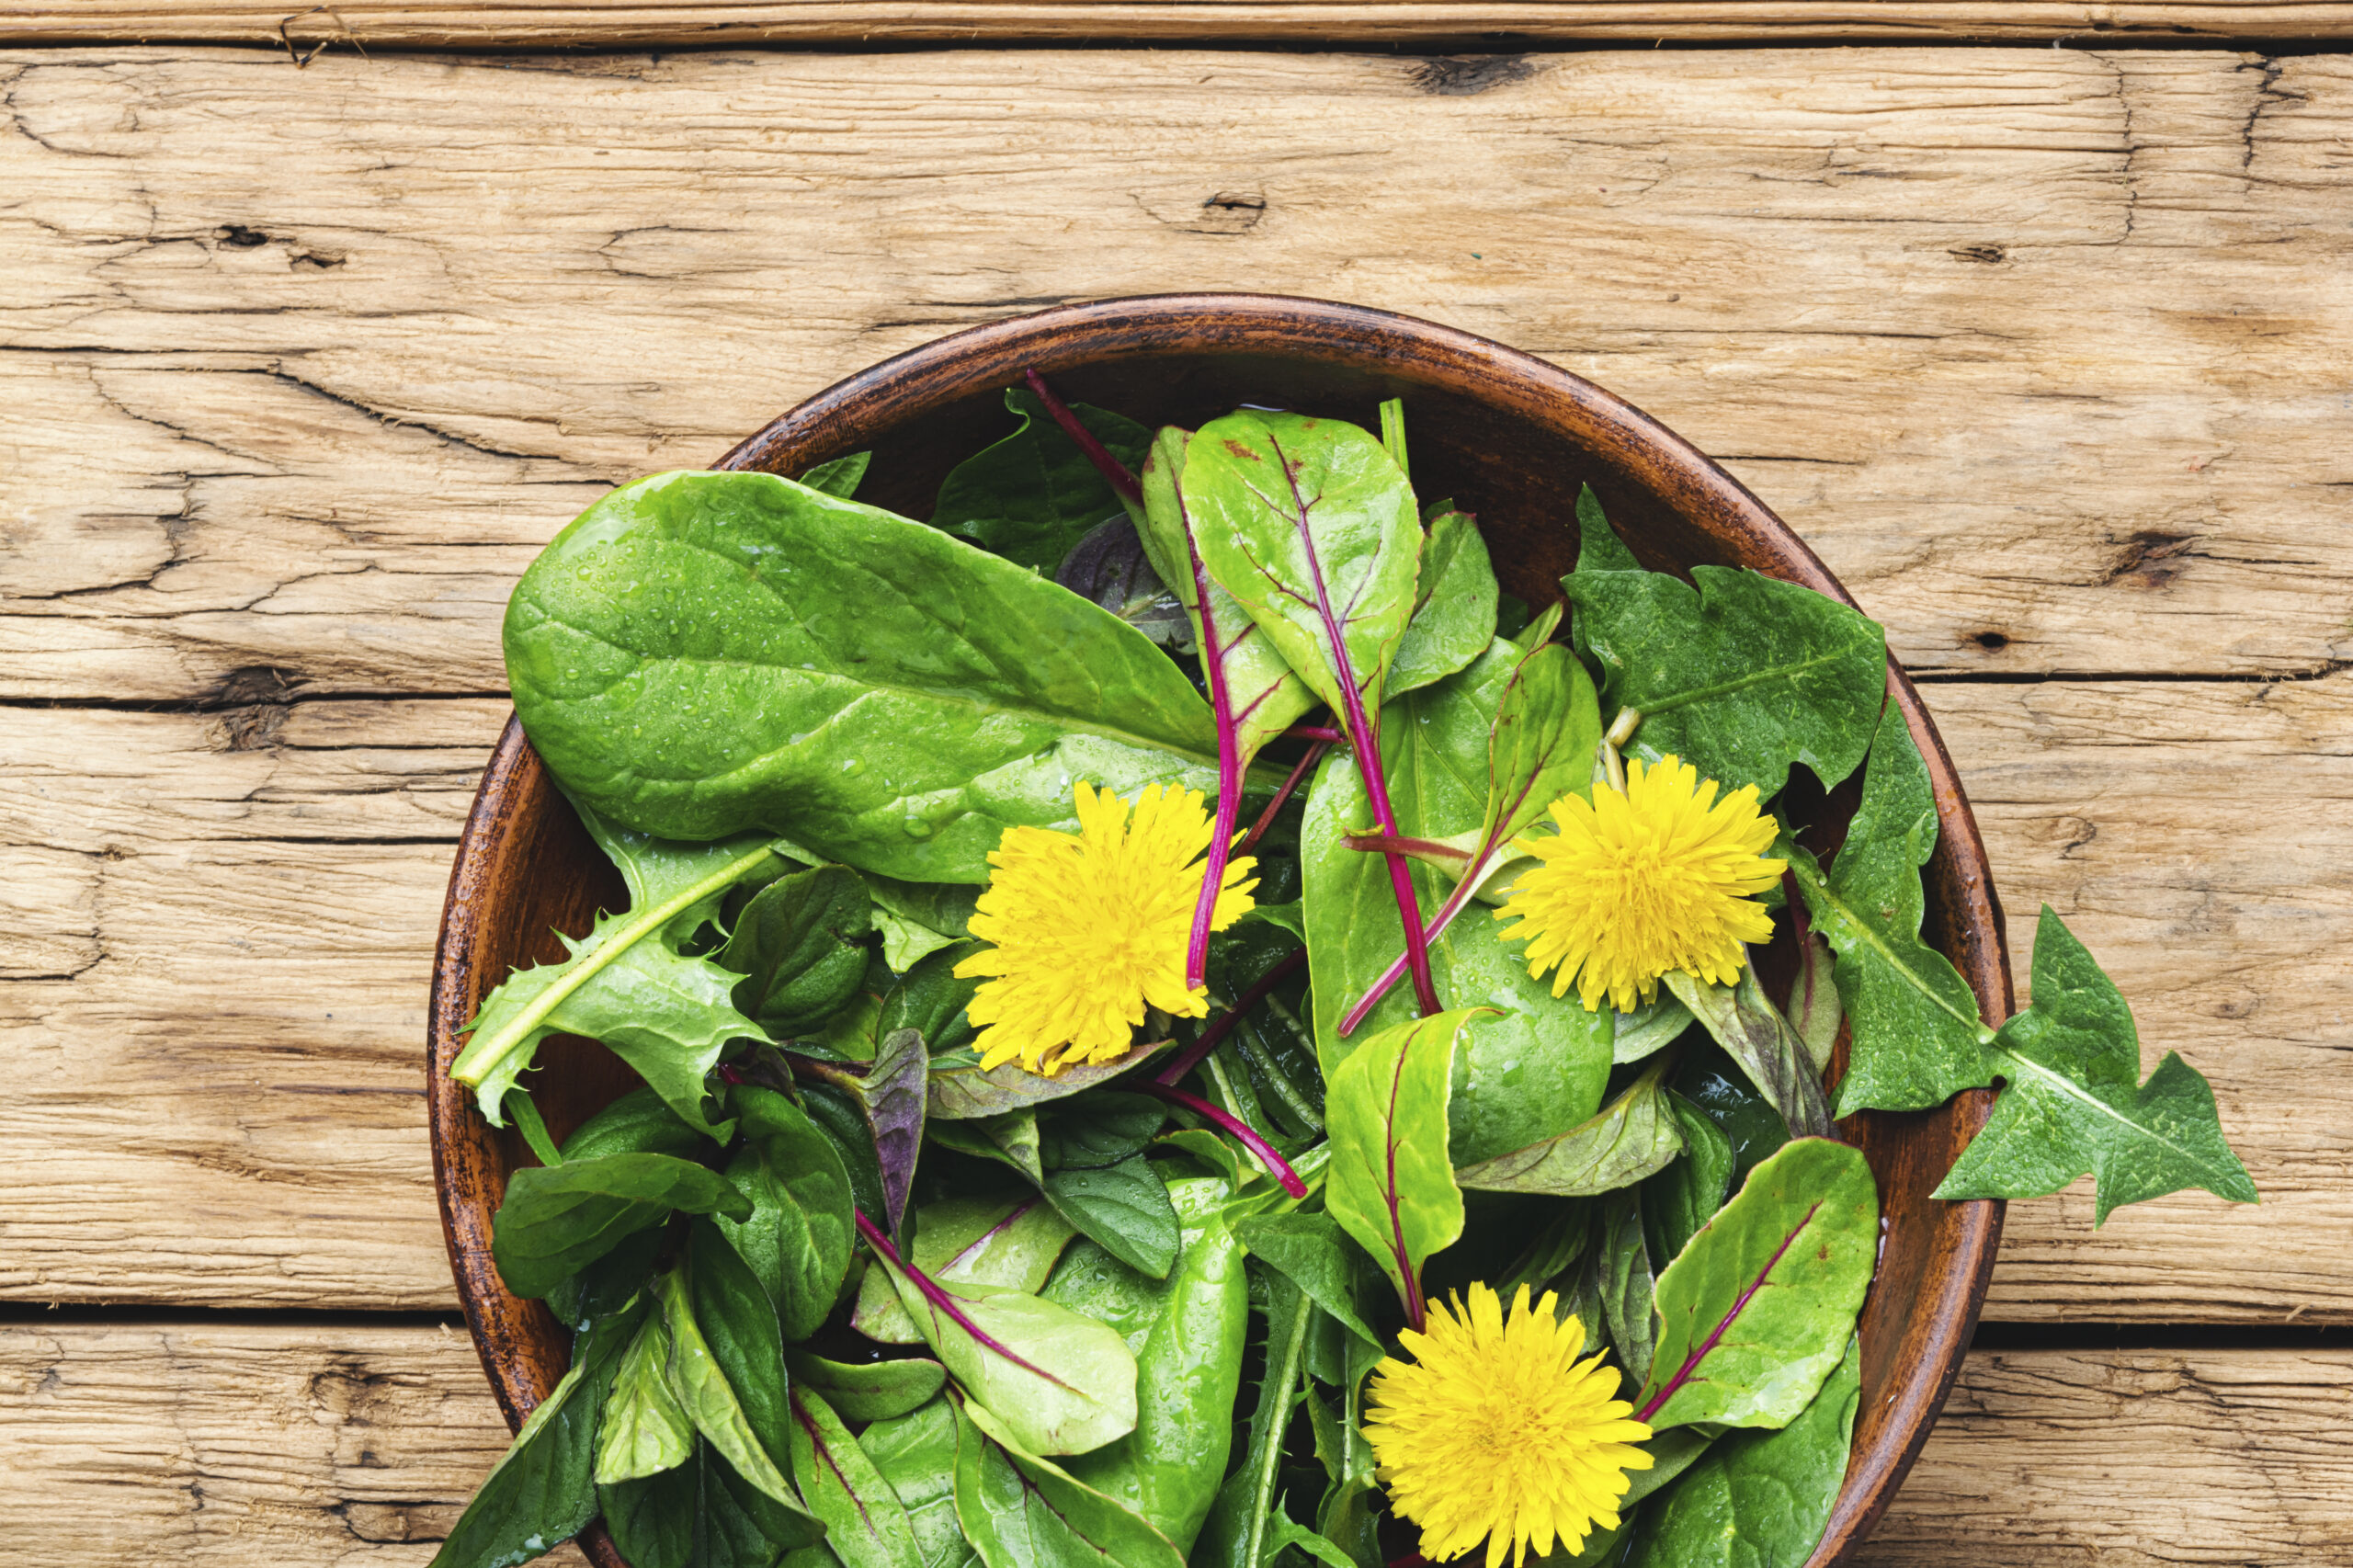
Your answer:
[427,1298,645,1568]
[659,1267,812,1511]
[954,1398,1187,1568]
[869,1244,1139,1457]
[801,451,872,500]
[1612,994,1695,1066]
[1228,1211,1383,1351]
[1193,1270,1314,1568]
[1597,1189,1655,1387]
[1663,966,1833,1141]
[1482,640,1604,846]
[1783,703,1999,1113]
[1388,506,1499,697]
[1324,1008,1479,1321]
[1636,1139,1877,1431]
[1304,641,1613,1165]
[1788,920,1842,1072]
[928,1039,1171,1120]
[1562,495,1886,797]
[506,470,1224,882]
[1454,1053,1685,1197]
[718,1085,857,1341]
[1934,908,2257,1222]
[1062,1210,1251,1551]
[493,1153,750,1301]
[1629,1336,1861,1568]
[860,1399,980,1568]
[931,388,1150,574]
[857,1196,1078,1344]
[792,1352,951,1425]
[790,1384,927,1568]
[1184,410,1421,727]
[1131,427,1315,764]
[1642,1091,1736,1266]
[722,866,876,1037]
[597,1307,696,1485]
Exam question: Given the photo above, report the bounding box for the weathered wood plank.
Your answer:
[0,678,2335,1315]
[10,0,2353,48]
[4,1325,2345,1564]
[4,48,2350,698]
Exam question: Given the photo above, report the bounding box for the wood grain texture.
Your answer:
[3,1326,2345,1564]
[11,0,2353,48]
[3,47,2350,700]
[0,678,2329,1315]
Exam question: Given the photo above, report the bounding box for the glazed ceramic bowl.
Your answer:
[430,293,2007,1568]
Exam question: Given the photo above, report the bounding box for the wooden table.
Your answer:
[1,15,2347,1564]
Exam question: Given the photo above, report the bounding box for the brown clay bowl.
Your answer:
[430,293,2008,1568]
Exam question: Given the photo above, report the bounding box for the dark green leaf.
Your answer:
[659,1269,815,1512]
[1043,1156,1182,1280]
[546,1223,665,1332]
[789,1384,926,1568]
[1934,907,2257,1222]
[719,1085,858,1342]
[1057,517,1192,650]
[1783,703,1998,1114]
[603,1439,822,1568]
[1455,1053,1685,1198]
[791,1353,950,1425]
[1641,1092,1735,1266]
[494,1154,750,1301]
[1263,1512,1358,1568]
[686,1220,801,1486]
[1063,1211,1251,1552]
[1494,1202,1593,1301]
[881,941,984,1057]
[722,867,876,1038]
[801,1085,891,1244]
[801,452,872,500]
[1597,1190,1655,1388]
[1672,1054,1788,1193]
[860,1398,980,1568]
[1388,508,1499,697]
[597,1453,698,1568]
[868,1248,1139,1457]
[1184,410,1421,732]
[1562,498,1886,797]
[931,389,1150,573]
[1629,1337,1861,1568]
[952,1398,1187,1568]
[428,1299,646,1568]
[1663,965,1832,1141]
[1228,1211,1383,1351]
[506,470,1224,882]
[1637,1139,1877,1431]
[561,1085,711,1163]
[1324,1009,1476,1318]
[1039,1095,1168,1171]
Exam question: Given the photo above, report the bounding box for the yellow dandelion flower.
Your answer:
[1494,754,1784,1014]
[1368,1282,1653,1568]
[954,781,1255,1076]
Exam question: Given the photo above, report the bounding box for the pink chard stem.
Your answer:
[1338,852,1491,1036]
[1283,724,1346,744]
[1024,368,1142,504]
[1241,740,1326,856]
[1155,948,1307,1087]
[1142,1081,1307,1198]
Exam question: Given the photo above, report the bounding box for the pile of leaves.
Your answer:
[435,382,2254,1568]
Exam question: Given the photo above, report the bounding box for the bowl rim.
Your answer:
[431,291,2008,1568]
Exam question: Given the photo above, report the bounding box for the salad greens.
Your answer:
[438,376,2252,1568]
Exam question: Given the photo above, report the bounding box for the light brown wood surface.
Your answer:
[1,40,2346,1565]
[6,1326,2348,1565]
[13,0,2353,48]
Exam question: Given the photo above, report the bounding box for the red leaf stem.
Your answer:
[1239,740,1327,856]
[1141,1081,1308,1198]
[853,1207,1076,1391]
[1022,368,1142,504]
[1632,1205,1817,1424]
[1282,724,1346,744]
[1154,948,1307,1087]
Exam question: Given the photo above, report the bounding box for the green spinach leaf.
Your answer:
[861,1399,980,1568]
[790,1384,927,1568]
[1597,1189,1655,1388]
[718,1085,858,1341]
[801,451,871,500]
[561,1085,711,1163]
[722,866,876,1038]
[658,1268,813,1512]
[794,1353,950,1426]
[1041,1156,1182,1280]
[1388,506,1499,697]
[1455,1052,1686,1197]
[953,1398,1187,1568]
[506,470,1224,883]
[597,1305,697,1485]
[493,1153,750,1301]
[1637,1140,1877,1431]
[931,389,1150,574]
[1228,1211,1383,1352]
[1641,1092,1735,1266]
